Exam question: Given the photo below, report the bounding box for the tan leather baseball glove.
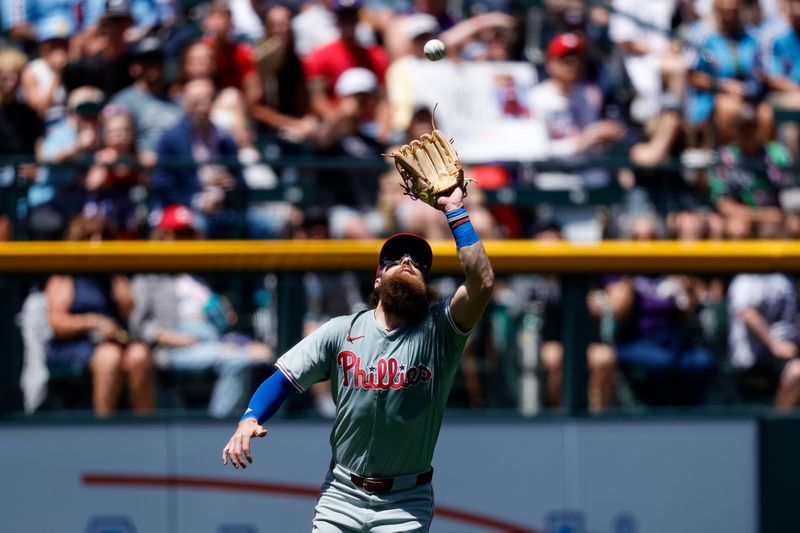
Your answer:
[384,123,471,207]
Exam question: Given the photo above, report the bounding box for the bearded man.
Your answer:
[222,186,494,532]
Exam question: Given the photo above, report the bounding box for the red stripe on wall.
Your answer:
[82,474,321,498]
[82,473,541,533]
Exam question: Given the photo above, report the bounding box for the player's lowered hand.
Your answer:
[222,417,268,470]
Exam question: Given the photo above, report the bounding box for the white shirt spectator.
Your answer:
[530,79,607,241]
[610,0,674,53]
[610,0,676,122]
[229,0,265,42]
[728,273,799,369]
[23,57,67,128]
[292,2,339,57]
[530,79,603,159]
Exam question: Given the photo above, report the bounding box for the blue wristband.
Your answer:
[240,371,295,424]
[445,207,479,249]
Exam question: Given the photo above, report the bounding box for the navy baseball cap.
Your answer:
[378,233,433,276]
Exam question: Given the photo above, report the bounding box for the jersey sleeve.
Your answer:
[275,317,343,392]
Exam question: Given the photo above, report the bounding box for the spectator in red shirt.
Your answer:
[303,0,391,139]
[201,0,260,107]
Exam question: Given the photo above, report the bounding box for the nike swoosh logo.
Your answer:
[346,335,365,342]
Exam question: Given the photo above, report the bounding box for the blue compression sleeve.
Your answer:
[240,371,295,424]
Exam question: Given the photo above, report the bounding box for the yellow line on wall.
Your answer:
[0,240,796,273]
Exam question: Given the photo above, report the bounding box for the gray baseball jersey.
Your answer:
[276,296,469,478]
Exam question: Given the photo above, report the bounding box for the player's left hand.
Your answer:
[435,186,464,212]
[222,418,268,469]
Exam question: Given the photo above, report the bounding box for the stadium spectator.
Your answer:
[440,12,518,62]
[533,33,626,165]
[228,0,265,43]
[173,40,219,90]
[250,2,317,144]
[627,92,726,238]
[62,1,135,99]
[45,215,154,417]
[708,103,791,238]
[609,0,686,123]
[0,48,44,166]
[28,86,103,240]
[686,0,771,146]
[312,67,387,238]
[21,15,73,131]
[130,205,272,418]
[512,220,617,413]
[202,0,260,101]
[172,39,256,155]
[727,271,800,409]
[385,14,439,132]
[302,0,391,139]
[760,0,800,156]
[0,47,44,239]
[234,3,313,238]
[171,36,277,216]
[592,213,715,405]
[83,106,145,237]
[289,0,339,59]
[761,0,800,99]
[530,32,626,241]
[82,0,179,44]
[1,0,83,47]
[153,78,245,238]
[409,0,461,32]
[110,36,184,167]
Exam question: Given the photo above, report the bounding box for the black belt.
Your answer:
[332,462,434,494]
[350,469,433,494]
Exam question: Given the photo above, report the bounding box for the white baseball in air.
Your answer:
[424,39,446,61]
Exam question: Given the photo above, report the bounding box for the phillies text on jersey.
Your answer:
[337,351,432,389]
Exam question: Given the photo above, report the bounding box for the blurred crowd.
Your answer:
[7,0,800,416]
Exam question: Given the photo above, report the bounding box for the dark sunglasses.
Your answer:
[381,254,429,274]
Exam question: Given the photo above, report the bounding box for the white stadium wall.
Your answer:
[0,419,756,533]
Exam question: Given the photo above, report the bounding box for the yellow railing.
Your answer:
[1,240,800,273]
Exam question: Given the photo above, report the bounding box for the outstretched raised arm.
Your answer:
[438,188,495,332]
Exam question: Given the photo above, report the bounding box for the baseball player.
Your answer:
[222,130,494,531]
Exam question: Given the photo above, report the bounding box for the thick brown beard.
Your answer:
[372,271,434,323]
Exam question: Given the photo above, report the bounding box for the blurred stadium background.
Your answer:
[2,0,800,531]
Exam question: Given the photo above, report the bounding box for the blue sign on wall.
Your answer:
[545,511,586,533]
[612,512,638,533]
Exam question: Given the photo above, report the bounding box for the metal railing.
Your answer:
[3,240,800,416]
